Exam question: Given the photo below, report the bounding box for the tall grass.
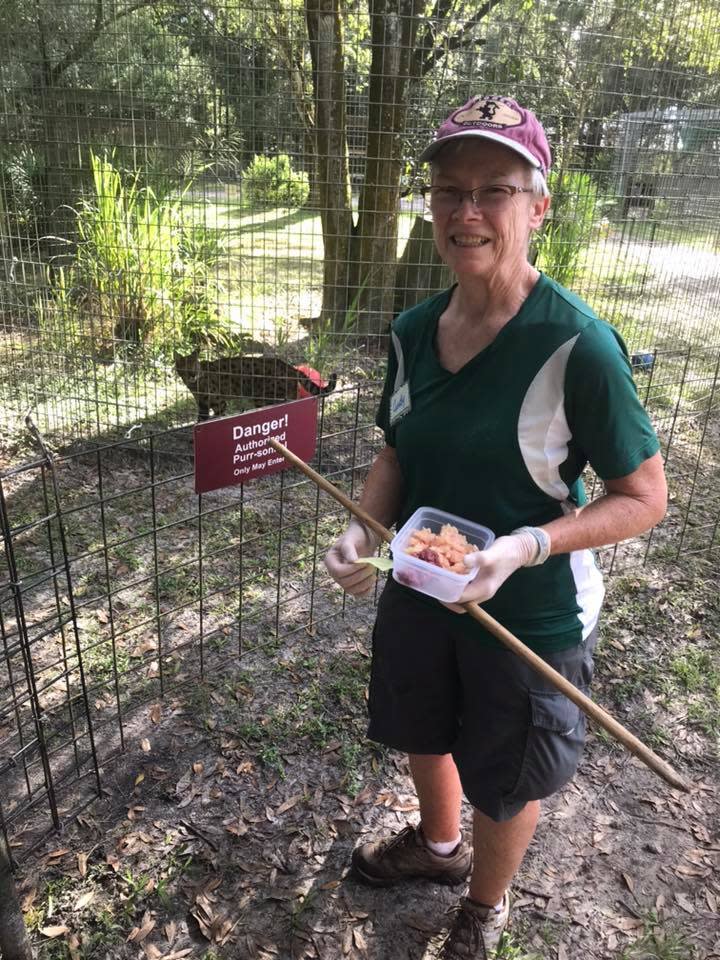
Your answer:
[40,152,232,362]
[77,153,181,350]
[535,170,604,287]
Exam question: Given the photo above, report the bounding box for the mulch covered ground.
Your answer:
[15,556,720,960]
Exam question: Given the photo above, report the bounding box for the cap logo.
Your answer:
[452,97,522,130]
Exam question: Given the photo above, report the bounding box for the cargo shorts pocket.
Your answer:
[505,690,587,804]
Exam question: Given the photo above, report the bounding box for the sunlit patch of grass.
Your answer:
[670,648,717,692]
[494,930,543,959]
[619,924,696,960]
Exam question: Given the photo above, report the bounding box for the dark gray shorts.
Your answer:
[367,578,598,822]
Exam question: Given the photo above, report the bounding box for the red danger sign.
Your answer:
[193,397,318,493]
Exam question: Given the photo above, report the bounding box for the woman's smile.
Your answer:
[450,233,491,247]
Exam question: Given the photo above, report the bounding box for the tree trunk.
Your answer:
[393,215,452,315]
[33,10,75,248]
[352,0,423,334]
[0,837,33,960]
[267,12,319,206]
[305,0,354,329]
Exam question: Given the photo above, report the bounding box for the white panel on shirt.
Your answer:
[569,547,605,639]
[517,334,580,500]
[517,333,604,638]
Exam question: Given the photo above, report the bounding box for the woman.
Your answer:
[325,94,667,958]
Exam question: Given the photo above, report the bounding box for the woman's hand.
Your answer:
[443,531,538,613]
[324,519,381,596]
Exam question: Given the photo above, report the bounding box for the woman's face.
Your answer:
[429,139,549,281]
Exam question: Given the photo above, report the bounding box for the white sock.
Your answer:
[424,833,461,856]
[468,895,505,913]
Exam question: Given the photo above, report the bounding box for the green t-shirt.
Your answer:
[376,273,660,652]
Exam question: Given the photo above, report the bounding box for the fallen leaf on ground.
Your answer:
[375,790,398,807]
[74,891,95,910]
[46,848,71,861]
[67,932,82,960]
[128,912,156,942]
[276,794,303,815]
[609,917,644,932]
[675,863,711,878]
[675,892,695,914]
[41,926,69,938]
[191,894,240,944]
[352,786,374,805]
[164,920,177,944]
[131,638,156,657]
[224,817,248,837]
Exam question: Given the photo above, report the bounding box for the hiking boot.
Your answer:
[437,892,510,958]
[350,824,472,887]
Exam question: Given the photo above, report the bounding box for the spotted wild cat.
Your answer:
[174,351,337,420]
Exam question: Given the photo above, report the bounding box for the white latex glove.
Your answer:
[324,519,382,597]
[444,531,539,613]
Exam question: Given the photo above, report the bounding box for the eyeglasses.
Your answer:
[420,184,531,215]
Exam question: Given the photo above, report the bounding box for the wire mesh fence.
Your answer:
[1,343,719,859]
[1,0,720,862]
[2,0,720,449]
[0,385,380,858]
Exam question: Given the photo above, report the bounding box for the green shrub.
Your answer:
[0,145,42,234]
[244,153,309,207]
[534,170,603,287]
[40,151,234,361]
[178,222,227,266]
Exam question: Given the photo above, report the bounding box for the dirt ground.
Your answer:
[12,554,720,960]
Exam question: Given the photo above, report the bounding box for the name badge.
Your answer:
[389,382,411,425]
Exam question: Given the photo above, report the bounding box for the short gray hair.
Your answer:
[430,143,550,196]
[531,168,550,197]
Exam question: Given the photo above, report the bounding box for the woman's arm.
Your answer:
[324,445,404,596]
[357,444,405,529]
[541,451,667,554]
[454,452,667,609]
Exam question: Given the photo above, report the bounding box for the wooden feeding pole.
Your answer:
[268,437,690,794]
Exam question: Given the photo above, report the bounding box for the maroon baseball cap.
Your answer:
[418,95,552,176]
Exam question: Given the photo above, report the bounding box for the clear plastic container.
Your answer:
[390,507,495,603]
